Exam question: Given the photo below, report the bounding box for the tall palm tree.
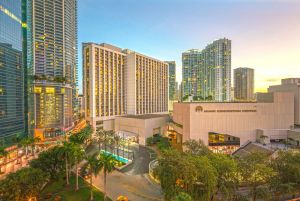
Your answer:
[58,142,75,186]
[73,145,85,191]
[86,154,102,201]
[30,137,41,157]
[114,134,121,157]
[99,153,116,201]
[20,137,31,159]
[95,129,106,151]
[0,147,8,174]
[12,136,22,164]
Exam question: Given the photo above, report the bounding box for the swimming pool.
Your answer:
[100,150,129,164]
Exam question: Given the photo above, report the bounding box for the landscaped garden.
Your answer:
[41,175,111,201]
[0,124,117,201]
[154,139,300,201]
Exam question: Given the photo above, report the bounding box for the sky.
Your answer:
[78,0,300,93]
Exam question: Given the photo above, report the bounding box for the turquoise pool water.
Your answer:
[100,150,129,163]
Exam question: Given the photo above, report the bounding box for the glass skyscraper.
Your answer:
[25,0,78,138]
[182,38,231,102]
[165,61,177,101]
[0,0,25,145]
[234,67,255,101]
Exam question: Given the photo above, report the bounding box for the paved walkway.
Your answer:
[89,144,163,201]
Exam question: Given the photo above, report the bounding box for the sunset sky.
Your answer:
[78,0,300,93]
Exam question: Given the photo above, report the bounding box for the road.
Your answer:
[89,144,163,201]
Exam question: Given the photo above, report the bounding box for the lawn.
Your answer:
[41,175,112,201]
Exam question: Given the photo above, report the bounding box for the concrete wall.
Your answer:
[115,116,169,145]
[256,129,289,144]
[126,52,136,115]
[172,92,294,145]
[268,84,300,125]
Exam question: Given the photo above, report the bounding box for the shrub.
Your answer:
[146,137,153,146]
[157,137,171,151]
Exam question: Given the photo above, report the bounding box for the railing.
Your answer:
[149,159,160,183]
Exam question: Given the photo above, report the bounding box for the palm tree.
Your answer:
[12,136,22,164]
[99,153,116,201]
[86,154,102,201]
[73,145,85,191]
[114,134,121,157]
[29,137,41,157]
[58,142,75,186]
[94,129,106,151]
[0,147,8,174]
[33,137,41,155]
[20,137,31,159]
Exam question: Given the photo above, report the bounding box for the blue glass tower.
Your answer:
[0,0,25,145]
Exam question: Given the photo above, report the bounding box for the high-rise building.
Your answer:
[0,0,25,145]
[165,61,176,100]
[182,38,231,102]
[125,49,168,115]
[78,94,84,118]
[83,43,168,131]
[165,61,177,111]
[83,43,126,130]
[182,49,201,99]
[26,0,78,138]
[234,67,255,101]
[268,78,300,125]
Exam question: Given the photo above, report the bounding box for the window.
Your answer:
[46,87,55,94]
[96,120,103,125]
[0,87,4,95]
[34,87,42,94]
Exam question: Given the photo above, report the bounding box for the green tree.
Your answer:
[86,154,102,201]
[73,145,85,191]
[0,167,49,201]
[94,129,106,151]
[29,146,64,179]
[270,150,300,200]
[58,142,76,186]
[174,192,193,201]
[12,136,23,165]
[189,155,217,201]
[99,153,117,201]
[183,139,211,156]
[209,154,239,201]
[237,152,276,201]
[114,134,121,157]
[20,137,31,159]
[0,147,8,173]
[155,150,217,201]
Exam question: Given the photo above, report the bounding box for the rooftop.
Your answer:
[118,114,169,120]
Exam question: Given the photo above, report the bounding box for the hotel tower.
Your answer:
[83,43,168,131]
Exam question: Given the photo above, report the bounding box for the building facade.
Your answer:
[78,94,84,117]
[125,49,168,115]
[268,78,300,125]
[182,49,201,99]
[182,38,231,102]
[115,114,169,145]
[165,61,176,100]
[83,43,169,131]
[83,43,126,130]
[26,0,78,138]
[234,67,255,101]
[0,0,25,145]
[171,92,294,154]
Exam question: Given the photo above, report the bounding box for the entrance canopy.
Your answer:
[117,131,139,143]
